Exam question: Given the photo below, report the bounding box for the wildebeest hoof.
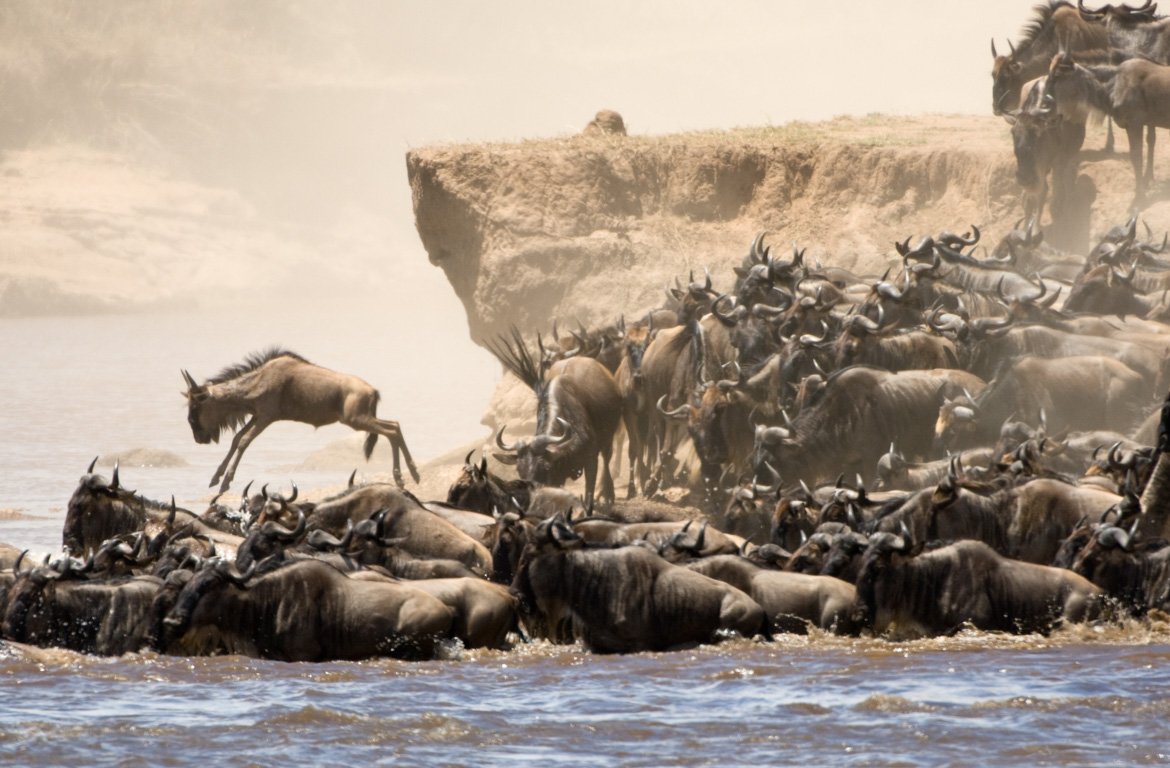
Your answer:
[394,470,406,488]
[409,464,421,484]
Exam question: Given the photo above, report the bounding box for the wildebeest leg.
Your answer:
[1145,125,1156,188]
[599,442,616,508]
[643,419,661,497]
[583,453,598,514]
[216,418,269,493]
[349,415,420,486]
[1105,116,1115,154]
[1128,124,1145,202]
[209,416,257,488]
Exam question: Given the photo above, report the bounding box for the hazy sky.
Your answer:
[240,0,1037,278]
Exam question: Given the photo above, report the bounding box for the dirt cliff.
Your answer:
[408,113,1170,346]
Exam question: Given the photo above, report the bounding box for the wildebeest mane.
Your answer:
[206,347,308,386]
[1014,1,1076,58]
[485,326,545,393]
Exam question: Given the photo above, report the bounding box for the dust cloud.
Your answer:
[0,0,1034,492]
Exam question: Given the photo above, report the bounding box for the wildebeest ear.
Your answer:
[492,452,518,466]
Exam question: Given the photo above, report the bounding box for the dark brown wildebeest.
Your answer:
[1002,77,1088,224]
[2,559,164,655]
[753,365,986,488]
[852,534,1102,639]
[446,452,533,515]
[1046,50,1170,200]
[346,570,519,649]
[582,109,627,136]
[992,1,1108,115]
[156,558,454,661]
[685,555,858,635]
[1078,0,1170,62]
[62,461,243,561]
[876,456,1120,564]
[613,317,656,498]
[832,311,960,372]
[277,483,492,577]
[488,328,623,512]
[310,509,480,580]
[511,516,766,653]
[935,356,1147,452]
[182,348,419,492]
[1067,522,1170,614]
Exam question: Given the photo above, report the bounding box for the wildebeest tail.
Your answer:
[364,431,378,459]
[485,325,544,392]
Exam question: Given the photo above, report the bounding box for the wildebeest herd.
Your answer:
[3,208,1170,660]
[996,0,1170,225]
[7,0,1170,662]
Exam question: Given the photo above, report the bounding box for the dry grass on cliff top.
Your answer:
[422,113,1010,154]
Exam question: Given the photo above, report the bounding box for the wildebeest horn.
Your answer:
[181,369,197,390]
[215,558,255,586]
[1107,441,1124,467]
[548,417,574,446]
[13,549,28,576]
[167,496,177,529]
[1097,525,1130,551]
[348,469,358,488]
[991,38,997,58]
[110,461,121,490]
[464,450,475,468]
[495,425,520,452]
[87,456,99,474]
[657,394,690,420]
[262,510,307,543]
[285,482,298,503]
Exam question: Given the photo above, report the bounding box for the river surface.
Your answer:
[2,311,1170,766]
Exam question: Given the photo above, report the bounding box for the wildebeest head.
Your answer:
[1068,522,1142,599]
[991,37,1026,115]
[63,459,144,557]
[934,393,981,451]
[485,510,533,583]
[493,419,577,487]
[852,529,915,626]
[159,558,256,641]
[1005,93,1060,192]
[181,369,218,444]
[235,510,307,571]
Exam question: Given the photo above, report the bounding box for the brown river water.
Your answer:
[2,309,1170,766]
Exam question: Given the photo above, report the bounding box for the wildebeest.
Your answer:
[1067,522,1170,614]
[582,109,627,136]
[2,559,164,655]
[992,1,1108,115]
[511,516,766,652]
[347,571,518,649]
[281,483,493,576]
[1002,77,1087,224]
[852,534,1102,638]
[446,452,533,515]
[936,356,1146,451]
[685,554,858,635]
[63,461,243,560]
[1046,50,1170,200]
[182,348,419,492]
[488,328,623,511]
[755,366,986,487]
[157,558,454,661]
[1078,0,1170,63]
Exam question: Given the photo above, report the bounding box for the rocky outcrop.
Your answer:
[408,113,1170,346]
[408,115,1023,343]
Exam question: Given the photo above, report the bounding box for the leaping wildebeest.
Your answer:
[182,348,419,492]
